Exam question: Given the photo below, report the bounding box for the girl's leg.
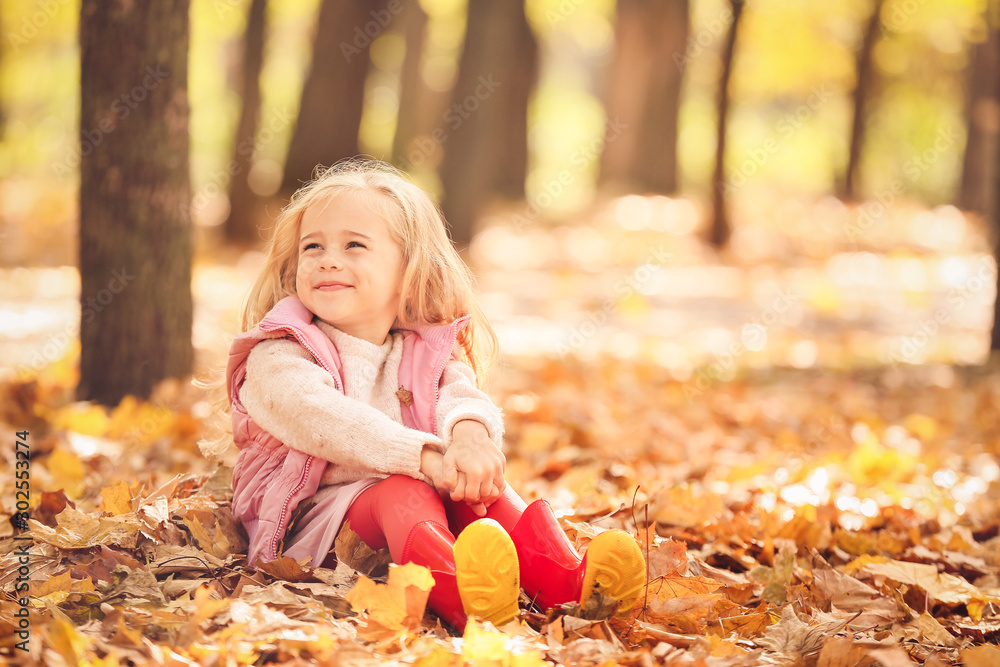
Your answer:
[340,474,519,628]
[445,485,645,620]
[443,484,528,536]
[342,474,450,560]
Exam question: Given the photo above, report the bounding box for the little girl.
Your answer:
[217,159,644,630]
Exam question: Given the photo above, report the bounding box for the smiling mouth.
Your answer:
[315,283,351,291]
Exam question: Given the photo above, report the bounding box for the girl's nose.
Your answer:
[319,250,341,270]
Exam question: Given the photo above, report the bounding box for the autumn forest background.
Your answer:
[1,0,999,665]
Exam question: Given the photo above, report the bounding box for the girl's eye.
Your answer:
[347,241,366,249]
[303,242,321,252]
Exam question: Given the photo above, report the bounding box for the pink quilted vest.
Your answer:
[226,296,471,566]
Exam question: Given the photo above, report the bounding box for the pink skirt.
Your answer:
[281,477,382,567]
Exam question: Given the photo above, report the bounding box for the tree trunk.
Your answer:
[840,0,885,202]
[222,0,268,245]
[599,0,688,194]
[991,15,1000,353]
[281,0,379,196]
[493,6,538,199]
[438,0,538,249]
[708,0,744,249]
[78,0,193,405]
[391,1,430,167]
[959,25,1000,215]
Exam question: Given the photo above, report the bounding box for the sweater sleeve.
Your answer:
[435,359,505,450]
[239,337,443,477]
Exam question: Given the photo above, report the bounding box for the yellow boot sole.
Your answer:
[453,518,521,626]
[580,529,646,619]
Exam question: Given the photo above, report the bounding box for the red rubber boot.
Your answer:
[507,500,645,619]
[400,519,520,629]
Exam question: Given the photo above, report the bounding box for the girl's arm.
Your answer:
[435,360,505,449]
[239,338,444,479]
[435,360,507,514]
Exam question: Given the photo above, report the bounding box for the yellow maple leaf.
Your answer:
[189,584,229,626]
[46,447,86,496]
[345,562,435,641]
[101,481,133,515]
[461,620,546,666]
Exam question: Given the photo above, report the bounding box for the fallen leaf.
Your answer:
[648,538,688,578]
[101,481,133,515]
[960,644,1000,667]
[867,646,916,666]
[757,605,846,656]
[915,612,957,648]
[345,562,435,641]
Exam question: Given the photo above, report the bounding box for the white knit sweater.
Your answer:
[238,319,505,490]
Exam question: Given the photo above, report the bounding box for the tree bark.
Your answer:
[840,0,885,202]
[438,0,538,249]
[599,0,688,194]
[959,25,1000,215]
[708,0,744,249]
[78,0,193,405]
[222,0,268,245]
[281,0,380,196]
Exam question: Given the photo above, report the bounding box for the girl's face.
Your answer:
[295,191,404,345]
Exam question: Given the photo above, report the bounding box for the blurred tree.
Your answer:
[438,0,538,249]
[0,7,5,138]
[709,0,744,249]
[390,0,431,167]
[599,0,688,194]
[281,0,380,196]
[222,0,268,245]
[959,22,999,216]
[839,0,886,202]
[78,0,193,405]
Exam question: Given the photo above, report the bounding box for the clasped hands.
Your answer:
[420,419,506,517]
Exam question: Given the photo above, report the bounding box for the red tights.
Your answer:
[341,474,528,560]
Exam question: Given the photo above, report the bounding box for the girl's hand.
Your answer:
[419,446,450,495]
[443,420,506,507]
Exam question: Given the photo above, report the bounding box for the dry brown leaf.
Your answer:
[960,644,1000,667]
[867,646,916,666]
[647,538,688,578]
[255,554,315,582]
[756,605,846,656]
[915,612,958,648]
[816,636,877,667]
[334,520,392,577]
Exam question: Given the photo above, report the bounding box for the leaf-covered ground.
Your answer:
[1,354,999,666]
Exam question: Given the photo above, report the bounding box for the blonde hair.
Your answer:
[197,158,498,461]
[242,157,497,382]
